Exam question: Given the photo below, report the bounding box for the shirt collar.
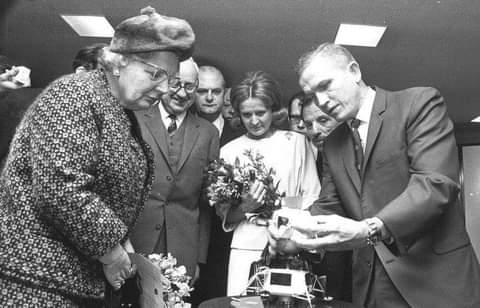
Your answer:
[212,115,224,136]
[355,87,376,125]
[158,101,187,127]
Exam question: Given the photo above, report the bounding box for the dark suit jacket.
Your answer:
[131,108,219,276]
[311,87,480,308]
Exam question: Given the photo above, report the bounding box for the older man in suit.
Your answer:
[192,65,243,303]
[130,58,219,283]
[270,43,480,308]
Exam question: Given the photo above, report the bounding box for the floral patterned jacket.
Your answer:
[0,70,154,299]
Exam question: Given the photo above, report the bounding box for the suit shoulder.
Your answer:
[390,87,442,102]
[195,114,218,134]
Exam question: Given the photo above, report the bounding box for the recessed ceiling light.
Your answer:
[61,15,114,38]
[334,23,387,47]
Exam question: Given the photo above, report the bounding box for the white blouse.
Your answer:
[220,129,321,250]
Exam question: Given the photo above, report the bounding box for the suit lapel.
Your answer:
[142,107,170,168]
[340,124,362,195]
[361,87,386,176]
[177,112,200,173]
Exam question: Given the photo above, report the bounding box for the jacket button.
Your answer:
[155,224,162,230]
[166,175,172,181]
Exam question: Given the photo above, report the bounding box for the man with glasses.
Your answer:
[288,91,307,134]
[130,58,219,290]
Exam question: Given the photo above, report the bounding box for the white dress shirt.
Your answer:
[158,102,186,130]
[211,114,225,136]
[352,87,376,152]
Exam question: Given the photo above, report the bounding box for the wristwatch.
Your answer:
[364,218,382,246]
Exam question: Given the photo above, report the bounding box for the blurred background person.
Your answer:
[288,91,307,134]
[0,55,37,170]
[0,7,194,307]
[72,43,108,73]
[302,94,340,177]
[219,71,320,296]
[222,87,234,125]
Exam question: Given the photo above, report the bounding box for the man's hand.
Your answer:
[288,214,370,251]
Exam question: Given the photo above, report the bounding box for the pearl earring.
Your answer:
[113,69,120,77]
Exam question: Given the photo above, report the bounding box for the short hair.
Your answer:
[72,43,108,71]
[288,91,305,115]
[300,93,318,117]
[198,66,226,88]
[230,71,288,129]
[295,42,357,77]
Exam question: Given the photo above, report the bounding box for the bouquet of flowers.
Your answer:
[148,253,193,308]
[204,149,285,220]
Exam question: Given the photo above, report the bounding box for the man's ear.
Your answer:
[348,61,362,83]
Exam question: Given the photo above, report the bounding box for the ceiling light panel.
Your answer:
[334,23,387,47]
[61,15,114,38]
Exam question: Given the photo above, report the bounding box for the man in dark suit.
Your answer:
[192,65,243,303]
[130,58,219,283]
[270,43,480,308]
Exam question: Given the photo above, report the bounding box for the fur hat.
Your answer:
[109,6,195,61]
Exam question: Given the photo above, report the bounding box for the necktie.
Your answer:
[351,118,363,173]
[167,114,177,135]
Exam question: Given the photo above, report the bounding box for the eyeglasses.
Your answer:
[132,57,172,83]
[168,77,199,95]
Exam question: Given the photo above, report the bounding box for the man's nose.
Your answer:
[297,119,306,130]
[206,90,213,102]
[315,92,329,109]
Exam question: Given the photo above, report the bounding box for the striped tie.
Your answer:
[351,118,363,174]
[167,114,177,135]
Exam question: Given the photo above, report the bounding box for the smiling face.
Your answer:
[239,97,273,138]
[117,51,179,110]
[299,53,361,122]
[161,58,198,115]
[302,100,339,148]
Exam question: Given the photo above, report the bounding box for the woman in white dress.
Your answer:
[219,71,321,296]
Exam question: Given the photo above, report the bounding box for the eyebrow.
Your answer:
[313,79,332,91]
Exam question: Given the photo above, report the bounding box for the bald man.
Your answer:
[192,66,244,303]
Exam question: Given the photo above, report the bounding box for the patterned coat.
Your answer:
[0,70,154,300]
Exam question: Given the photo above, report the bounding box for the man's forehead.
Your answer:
[302,103,325,119]
[300,55,339,90]
[198,72,224,87]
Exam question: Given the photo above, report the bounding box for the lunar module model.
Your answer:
[242,262,331,308]
[241,214,332,307]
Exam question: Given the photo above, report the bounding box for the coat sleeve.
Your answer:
[29,78,128,259]
[197,128,220,263]
[376,88,460,255]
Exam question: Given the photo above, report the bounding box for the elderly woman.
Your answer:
[0,7,194,307]
[219,71,321,295]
